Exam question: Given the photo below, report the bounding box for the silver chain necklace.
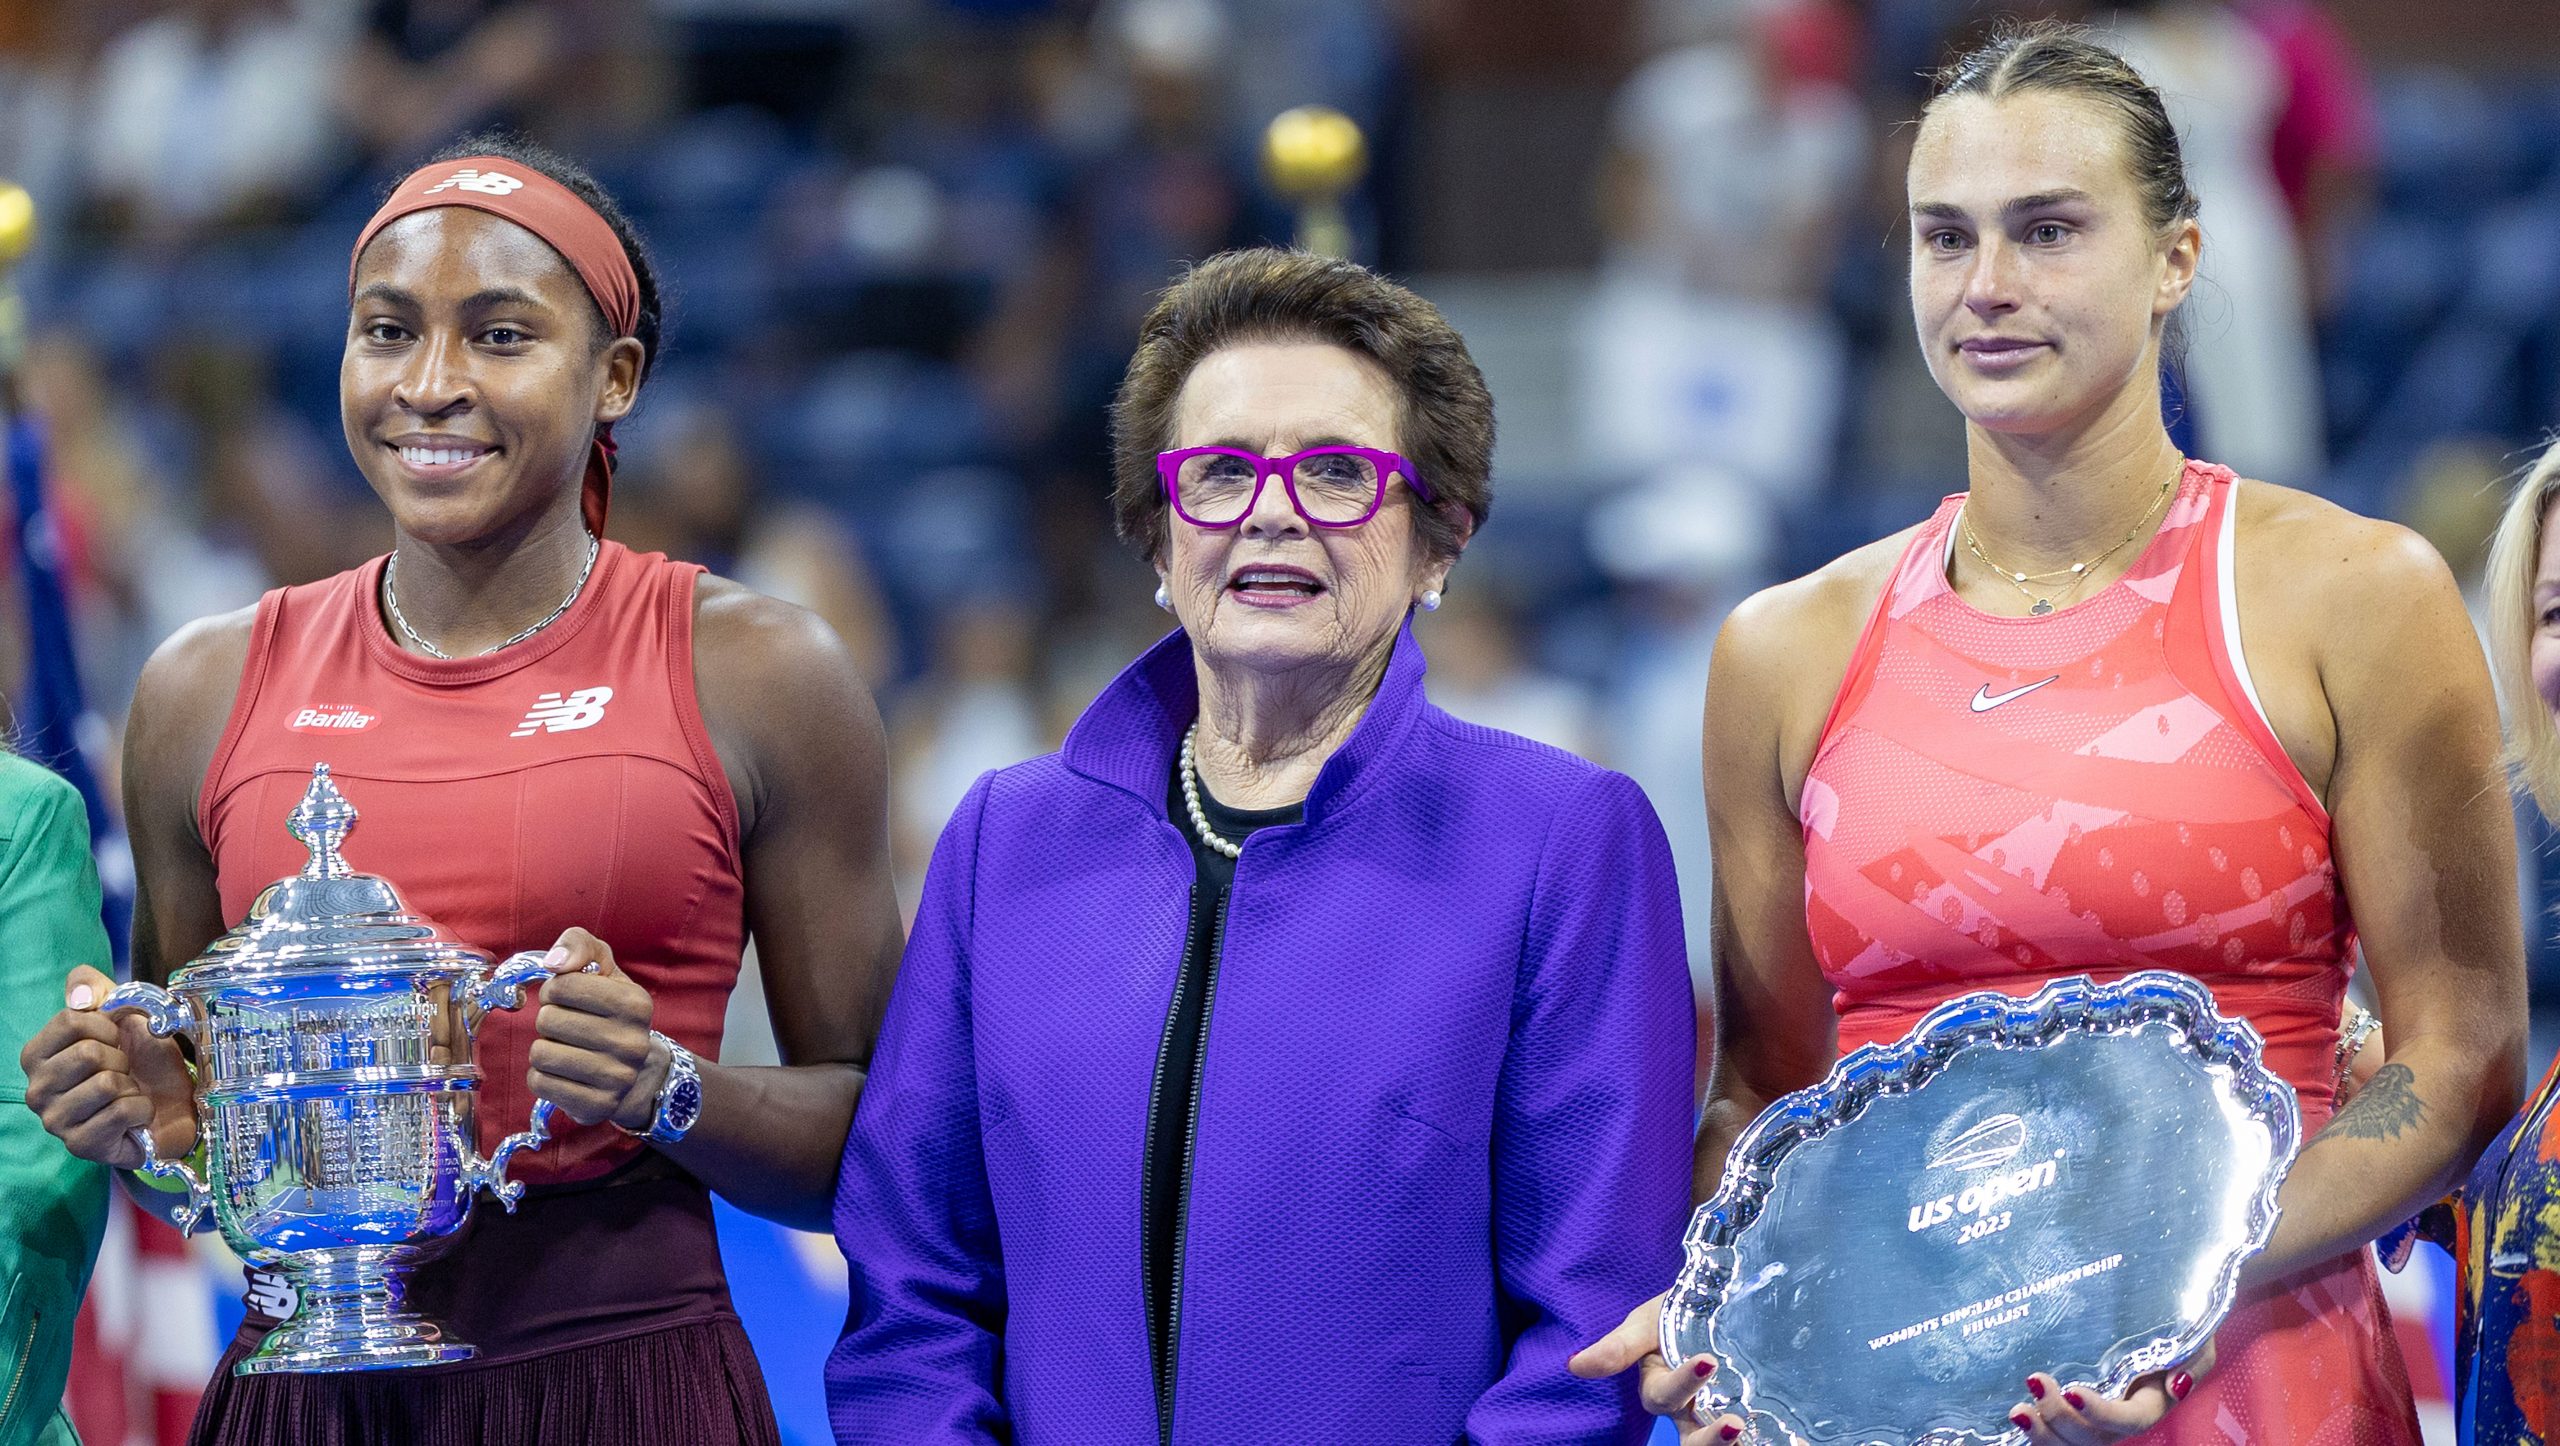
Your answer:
[1178,724,1243,859]
[383,532,600,660]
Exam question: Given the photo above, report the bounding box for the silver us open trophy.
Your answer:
[1663,971,2301,1445]
[101,763,571,1375]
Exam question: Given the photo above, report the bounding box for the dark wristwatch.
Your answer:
[623,1031,702,1145]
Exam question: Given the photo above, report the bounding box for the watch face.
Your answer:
[665,1076,703,1134]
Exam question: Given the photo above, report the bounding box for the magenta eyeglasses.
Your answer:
[1157,445,1432,529]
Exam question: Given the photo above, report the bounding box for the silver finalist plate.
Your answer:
[1662,971,2300,1445]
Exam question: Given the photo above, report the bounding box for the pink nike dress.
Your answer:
[1800,461,2421,1443]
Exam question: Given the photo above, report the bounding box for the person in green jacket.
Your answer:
[0,753,112,1446]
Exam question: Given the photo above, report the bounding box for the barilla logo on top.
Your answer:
[288,704,379,733]
[512,686,613,738]
[422,169,526,198]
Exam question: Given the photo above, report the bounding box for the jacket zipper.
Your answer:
[1141,884,1202,1434]
[0,1301,38,1433]
[1151,889,1230,1444]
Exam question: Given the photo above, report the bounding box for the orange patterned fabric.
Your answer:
[1803,461,2421,1443]
[2451,1053,2560,1442]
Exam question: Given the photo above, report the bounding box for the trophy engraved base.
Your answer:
[237,1248,475,1375]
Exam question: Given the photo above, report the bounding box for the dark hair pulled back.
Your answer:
[1925,22,2199,366]
[1926,21,2199,238]
[408,132,666,385]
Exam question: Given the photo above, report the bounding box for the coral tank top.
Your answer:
[1801,461,2420,1443]
[198,541,744,1188]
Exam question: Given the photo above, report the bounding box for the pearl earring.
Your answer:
[1154,583,1172,611]
[1419,589,1442,612]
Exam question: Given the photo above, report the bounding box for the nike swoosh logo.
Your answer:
[1970,676,2060,713]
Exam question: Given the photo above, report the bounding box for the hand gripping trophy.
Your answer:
[101,764,583,1374]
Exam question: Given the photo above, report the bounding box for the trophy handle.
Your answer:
[464,949,559,1019]
[461,1097,559,1215]
[96,981,212,1235]
[455,950,596,1212]
[127,1125,212,1236]
[99,977,191,1039]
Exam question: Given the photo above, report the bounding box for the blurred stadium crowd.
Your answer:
[2,0,2559,996]
[9,2,2560,1440]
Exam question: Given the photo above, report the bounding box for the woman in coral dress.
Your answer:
[1576,22,2526,1444]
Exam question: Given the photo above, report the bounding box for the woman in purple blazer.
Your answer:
[826,248,1698,1445]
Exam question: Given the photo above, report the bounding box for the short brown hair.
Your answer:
[1109,248,1494,565]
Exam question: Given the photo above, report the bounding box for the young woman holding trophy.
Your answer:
[15,138,903,1442]
[1573,22,2526,1444]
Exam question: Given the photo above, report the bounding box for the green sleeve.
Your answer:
[0,756,114,1446]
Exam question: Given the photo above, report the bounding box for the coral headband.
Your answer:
[349,158,640,534]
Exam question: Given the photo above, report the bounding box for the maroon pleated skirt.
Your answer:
[186,1156,779,1446]
[188,1316,781,1446]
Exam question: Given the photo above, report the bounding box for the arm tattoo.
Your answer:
[2314,1062,2427,1145]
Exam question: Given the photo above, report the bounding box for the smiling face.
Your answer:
[342,207,642,545]
[1907,90,2198,438]
[1158,341,1452,686]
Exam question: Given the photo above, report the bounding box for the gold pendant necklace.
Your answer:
[1959,463,2180,617]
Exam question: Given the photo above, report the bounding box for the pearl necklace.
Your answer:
[1178,725,1242,859]
[384,532,600,660]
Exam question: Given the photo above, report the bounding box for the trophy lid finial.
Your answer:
[287,763,357,879]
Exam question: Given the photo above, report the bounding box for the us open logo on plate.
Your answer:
[287,703,379,733]
[1928,1113,2028,1171]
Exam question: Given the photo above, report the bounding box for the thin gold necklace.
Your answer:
[1959,463,2180,617]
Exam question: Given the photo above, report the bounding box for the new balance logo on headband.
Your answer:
[423,168,526,198]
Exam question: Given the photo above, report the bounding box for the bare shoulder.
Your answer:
[125,605,259,847]
[2235,477,2455,597]
[135,606,257,705]
[691,573,882,731]
[1713,523,1919,796]
[1719,524,1916,700]
[129,607,258,760]
[693,574,858,673]
[2233,477,2466,655]
[689,575,886,823]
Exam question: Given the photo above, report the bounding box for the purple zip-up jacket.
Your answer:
[828,623,1695,1444]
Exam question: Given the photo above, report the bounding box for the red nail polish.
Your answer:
[2010,1411,2036,1431]
[1694,1358,1715,1378]
[2026,1377,2047,1400]
[1718,1425,1742,1442]
[2063,1390,2087,1411]
[2169,1371,2193,1401]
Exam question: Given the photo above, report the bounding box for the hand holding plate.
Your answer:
[2011,1341,2211,1445]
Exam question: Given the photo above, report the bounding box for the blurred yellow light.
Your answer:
[0,181,32,268]
[1262,106,1367,201]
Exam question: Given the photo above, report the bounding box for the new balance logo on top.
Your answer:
[511,686,614,738]
[288,704,378,733]
[423,168,526,198]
